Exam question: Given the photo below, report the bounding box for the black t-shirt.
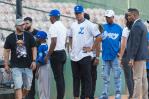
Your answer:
[27,29,40,47]
[31,29,38,36]
[4,32,36,68]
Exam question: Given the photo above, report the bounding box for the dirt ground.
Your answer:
[95,95,128,99]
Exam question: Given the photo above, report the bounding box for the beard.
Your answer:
[24,26,31,31]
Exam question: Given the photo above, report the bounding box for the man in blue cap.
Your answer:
[68,5,101,99]
[35,31,50,99]
[45,9,67,99]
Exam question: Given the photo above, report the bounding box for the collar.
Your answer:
[133,18,140,26]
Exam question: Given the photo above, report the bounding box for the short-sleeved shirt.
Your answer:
[102,23,122,61]
[36,43,48,66]
[68,19,100,61]
[48,21,67,51]
[122,27,130,38]
[4,32,36,68]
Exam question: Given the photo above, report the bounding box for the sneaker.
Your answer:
[99,95,108,99]
[115,94,121,99]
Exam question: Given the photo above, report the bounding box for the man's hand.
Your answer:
[44,55,49,64]
[129,59,134,68]
[4,64,10,73]
[83,47,92,53]
[30,61,36,71]
[118,57,123,67]
[93,58,99,65]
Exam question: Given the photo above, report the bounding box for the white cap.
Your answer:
[15,19,24,26]
[105,10,115,17]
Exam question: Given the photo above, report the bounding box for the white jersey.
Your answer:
[48,21,67,51]
[68,19,100,61]
[122,27,130,39]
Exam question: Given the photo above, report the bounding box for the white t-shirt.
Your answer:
[122,27,130,38]
[68,19,100,61]
[48,21,67,51]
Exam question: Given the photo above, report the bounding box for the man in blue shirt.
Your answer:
[35,31,50,99]
[100,10,122,99]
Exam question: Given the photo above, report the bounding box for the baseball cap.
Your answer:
[105,10,115,17]
[74,5,84,13]
[49,9,60,16]
[36,31,47,40]
[15,19,24,26]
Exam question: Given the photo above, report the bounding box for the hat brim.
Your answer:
[49,14,60,16]
[16,22,24,26]
[105,15,114,17]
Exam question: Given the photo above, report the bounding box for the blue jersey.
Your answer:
[102,23,122,61]
[146,32,149,69]
[36,43,48,65]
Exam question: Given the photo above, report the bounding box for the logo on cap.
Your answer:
[74,5,84,13]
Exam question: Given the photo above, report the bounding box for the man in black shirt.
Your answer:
[24,17,38,36]
[4,19,37,99]
[24,17,38,99]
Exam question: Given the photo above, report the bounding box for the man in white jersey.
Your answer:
[68,5,101,99]
[45,9,67,99]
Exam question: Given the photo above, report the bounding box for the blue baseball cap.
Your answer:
[74,5,84,13]
[36,31,47,39]
[49,9,60,16]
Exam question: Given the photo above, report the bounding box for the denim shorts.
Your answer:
[12,68,33,90]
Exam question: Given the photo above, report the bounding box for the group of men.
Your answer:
[3,4,149,99]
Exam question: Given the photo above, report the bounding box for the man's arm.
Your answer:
[69,37,72,50]
[127,25,142,66]
[30,47,37,70]
[93,40,101,65]
[128,25,142,60]
[32,47,37,61]
[119,37,127,59]
[92,36,102,52]
[48,37,57,56]
[4,48,10,72]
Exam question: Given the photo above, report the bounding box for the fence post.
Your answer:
[16,0,22,19]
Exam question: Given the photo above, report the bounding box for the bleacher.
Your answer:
[0,0,125,33]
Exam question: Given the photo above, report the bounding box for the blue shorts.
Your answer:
[12,68,33,90]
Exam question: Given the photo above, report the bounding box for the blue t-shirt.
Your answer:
[146,32,149,69]
[36,43,48,65]
[102,23,122,61]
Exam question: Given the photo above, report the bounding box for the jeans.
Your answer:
[100,57,121,99]
[25,70,36,99]
[12,68,33,90]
